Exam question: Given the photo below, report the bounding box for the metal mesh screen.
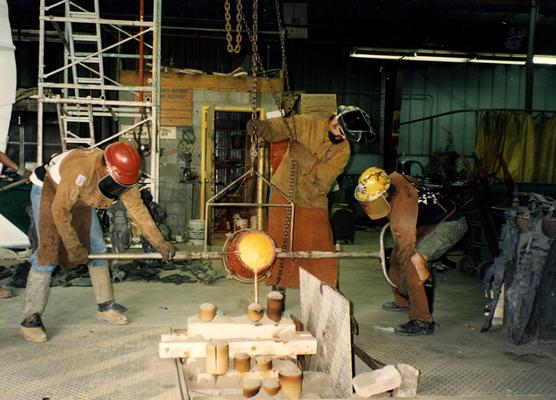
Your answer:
[300,268,352,398]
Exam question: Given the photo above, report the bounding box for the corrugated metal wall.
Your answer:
[399,64,556,163]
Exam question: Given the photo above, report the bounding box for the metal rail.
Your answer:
[89,224,398,288]
[88,250,381,260]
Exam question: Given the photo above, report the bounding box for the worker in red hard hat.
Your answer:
[20,142,176,343]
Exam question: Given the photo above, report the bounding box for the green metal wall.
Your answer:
[398,65,556,162]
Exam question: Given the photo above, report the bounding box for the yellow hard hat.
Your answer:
[354,167,391,201]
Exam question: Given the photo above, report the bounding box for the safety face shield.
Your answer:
[337,107,376,143]
[357,193,392,220]
[98,174,135,199]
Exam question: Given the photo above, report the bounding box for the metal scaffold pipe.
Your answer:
[88,250,381,260]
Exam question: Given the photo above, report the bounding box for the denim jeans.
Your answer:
[416,216,468,261]
[29,184,107,272]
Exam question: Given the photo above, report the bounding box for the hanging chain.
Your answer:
[240,0,297,141]
[242,0,298,284]
[269,159,297,283]
[239,9,280,110]
[274,0,294,119]
[225,0,243,54]
[248,0,260,167]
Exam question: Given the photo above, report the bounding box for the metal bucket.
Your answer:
[223,229,276,283]
[187,219,205,246]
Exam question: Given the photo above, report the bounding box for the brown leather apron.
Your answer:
[265,193,337,289]
[37,176,92,270]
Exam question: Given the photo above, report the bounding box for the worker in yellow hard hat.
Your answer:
[355,167,467,336]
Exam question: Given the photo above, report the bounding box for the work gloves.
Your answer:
[157,240,177,262]
[288,141,316,171]
[17,167,32,179]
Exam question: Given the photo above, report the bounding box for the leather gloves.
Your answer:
[17,167,32,179]
[288,141,316,171]
[157,240,177,262]
[68,244,89,266]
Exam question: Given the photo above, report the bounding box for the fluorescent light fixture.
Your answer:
[406,55,469,63]
[469,58,526,65]
[349,51,402,60]
[351,47,556,66]
[534,55,556,65]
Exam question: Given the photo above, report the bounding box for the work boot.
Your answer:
[20,269,51,342]
[89,264,128,325]
[382,301,409,312]
[394,320,435,336]
[0,287,13,298]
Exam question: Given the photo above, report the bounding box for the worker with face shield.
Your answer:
[20,142,176,342]
[355,167,467,335]
[247,105,374,290]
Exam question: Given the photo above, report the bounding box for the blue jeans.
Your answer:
[29,184,107,272]
[416,216,468,261]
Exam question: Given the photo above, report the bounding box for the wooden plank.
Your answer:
[160,87,192,126]
[159,332,317,359]
[184,314,297,340]
[121,70,282,93]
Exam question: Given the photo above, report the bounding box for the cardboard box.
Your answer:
[297,93,337,118]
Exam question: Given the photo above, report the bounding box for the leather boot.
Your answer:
[20,269,51,342]
[88,263,128,325]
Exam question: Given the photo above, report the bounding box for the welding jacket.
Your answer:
[388,172,465,321]
[37,147,167,268]
[256,114,350,210]
[387,172,420,288]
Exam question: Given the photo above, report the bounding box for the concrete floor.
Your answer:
[1,228,556,399]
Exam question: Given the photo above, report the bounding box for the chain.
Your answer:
[239,9,281,110]
[269,160,296,283]
[248,0,260,167]
[240,0,297,142]
[273,0,294,114]
[271,0,297,282]
[243,0,298,284]
[224,0,243,54]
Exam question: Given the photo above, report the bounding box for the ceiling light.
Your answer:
[533,55,556,65]
[405,55,469,63]
[349,51,402,60]
[350,47,556,66]
[469,58,526,65]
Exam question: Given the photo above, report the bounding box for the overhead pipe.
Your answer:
[138,0,144,101]
[525,0,538,113]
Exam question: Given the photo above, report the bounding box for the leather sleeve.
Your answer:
[120,187,166,247]
[389,174,419,282]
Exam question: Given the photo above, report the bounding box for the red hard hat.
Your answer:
[104,142,141,185]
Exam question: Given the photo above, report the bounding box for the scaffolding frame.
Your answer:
[37,0,162,200]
